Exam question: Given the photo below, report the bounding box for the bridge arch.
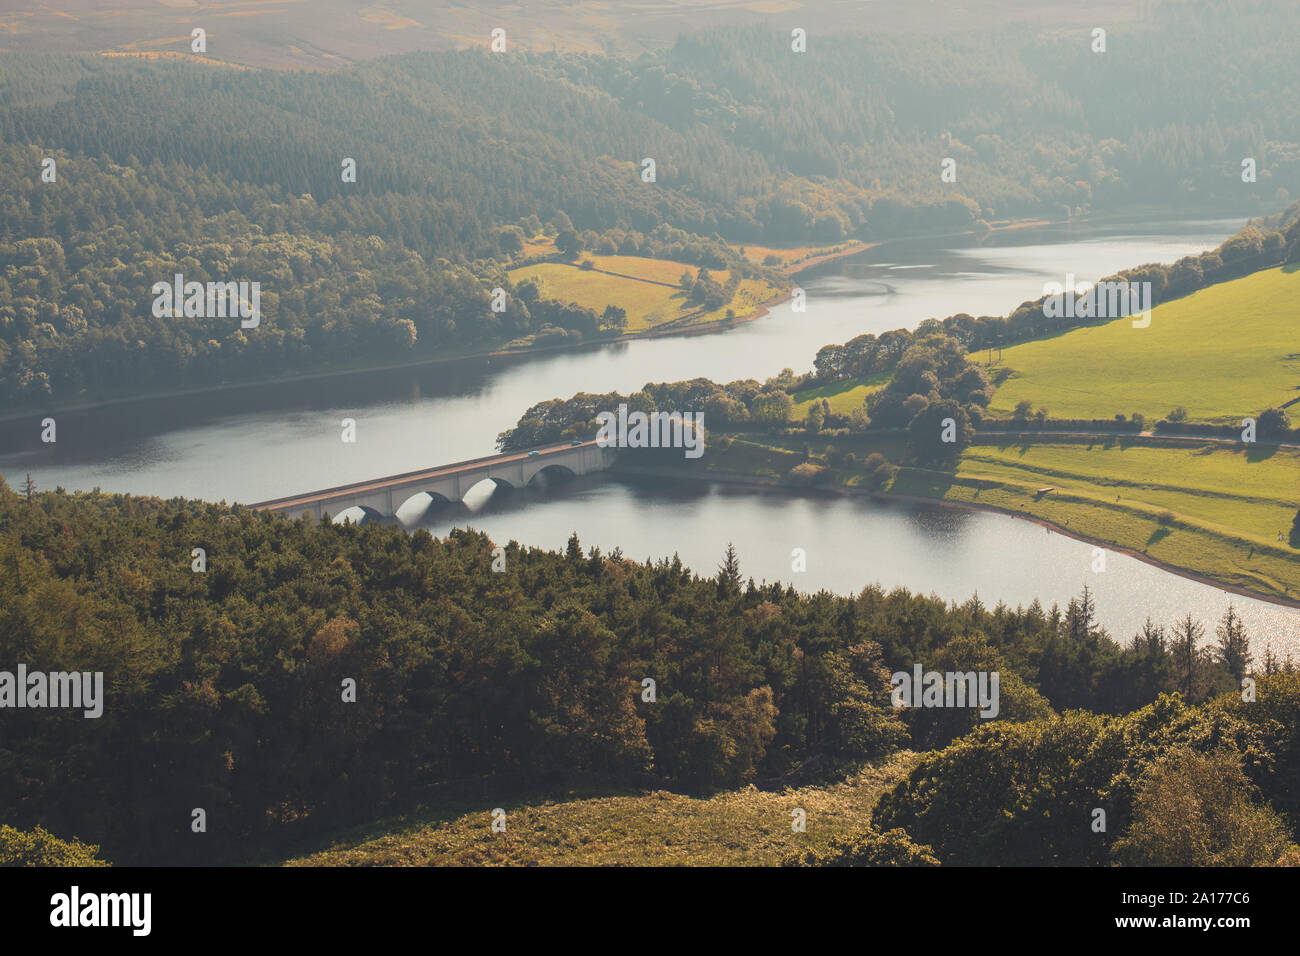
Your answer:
[462,475,516,511]
[526,463,577,489]
[251,442,616,522]
[394,490,455,523]
[331,504,385,525]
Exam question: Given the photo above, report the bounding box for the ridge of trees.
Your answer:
[4,2,1300,405]
[0,479,1285,864]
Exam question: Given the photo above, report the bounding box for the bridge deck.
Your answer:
[248,441,598,511]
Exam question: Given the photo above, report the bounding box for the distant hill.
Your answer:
[4,4,1300,407]
[2,0,1173,69]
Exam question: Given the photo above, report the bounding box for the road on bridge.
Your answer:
[248,441,599,513]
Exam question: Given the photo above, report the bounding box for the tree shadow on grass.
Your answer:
[1185,440,1281,463]
[1245,443,1282,463]
[1082,435,1123,451]
[900,469,959,499]
[1147,527,1173,547]
[981,440,1035,458]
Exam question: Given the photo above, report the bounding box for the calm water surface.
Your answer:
[7,216,1295,652]
[413,475,1300,659]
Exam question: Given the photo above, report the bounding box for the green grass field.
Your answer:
[731,241,869,269]
[961,440,1298,542]
[508,256,782,333]
[988,265,1300,423]
[701,436,803,479]
[282,755,915,866]
[792,372,891,416]
[894,438,1300,602]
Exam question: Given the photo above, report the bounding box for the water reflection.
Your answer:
[410,474,1300,658]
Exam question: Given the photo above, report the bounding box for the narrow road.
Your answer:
[974,428,1300,449]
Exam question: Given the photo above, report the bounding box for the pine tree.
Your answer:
[1169,614,1206,700]
[1064,585,1101,642]
[565,531,583,561]
[1132,617,1166,653]
[718,542,741,590]
[1213,604,1252,680]
[21,472,36,503]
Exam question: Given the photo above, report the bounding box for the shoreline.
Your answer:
[0,223,1018,425]
[0,240,870,425]
[611,462,1300,613]
[2,205,1255,426]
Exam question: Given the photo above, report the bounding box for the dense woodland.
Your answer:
[1,479,1293,865]
[3,0,1300,405]
[497,330,988,464]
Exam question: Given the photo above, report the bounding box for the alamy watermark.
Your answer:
[891,664,1000,718]
[151,273,261,328]
[596,404,705,459]
[1042,274,1152,328]
[0,664,104,718]
[50,887,150,936]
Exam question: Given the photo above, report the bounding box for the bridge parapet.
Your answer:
[248,441,615,522]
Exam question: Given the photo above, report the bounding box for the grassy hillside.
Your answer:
[988,266,1300,423]
[898,439,1300,603]
[792,372,891,416]
[284,755,916,866]
[961,441,1298,543]
[508,252,783,333]
[733,241,869,270]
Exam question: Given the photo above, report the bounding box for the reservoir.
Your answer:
[6,215,1296,654]
[412,472,1300,659]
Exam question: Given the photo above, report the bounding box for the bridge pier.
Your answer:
[248,442,617,522]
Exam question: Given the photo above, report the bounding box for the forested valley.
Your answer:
[3,0,1299,406]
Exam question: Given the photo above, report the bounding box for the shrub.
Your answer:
[873,693,1277,866]
[1258,407,1290,438]
[783,827,939,867]
[1111,748,1299,866]
[785,462,832,486]
[0,825,108,867]
[868,462,897,489]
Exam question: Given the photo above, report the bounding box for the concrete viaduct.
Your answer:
[248,441,617,522]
